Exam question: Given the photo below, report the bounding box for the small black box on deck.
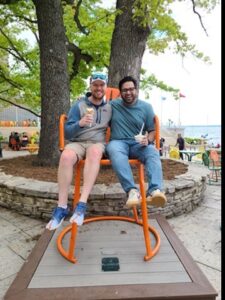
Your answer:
[101,257,120,271]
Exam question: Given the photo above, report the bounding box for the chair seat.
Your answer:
[78,158,141,166]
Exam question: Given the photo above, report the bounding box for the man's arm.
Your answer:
[148,130,155,144]
[65,103,82,140]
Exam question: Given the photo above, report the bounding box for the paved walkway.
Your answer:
[0,149,31,160]
[0,150,221,299]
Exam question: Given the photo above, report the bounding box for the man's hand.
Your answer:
[79,113,94,127]
[139,133,149,146]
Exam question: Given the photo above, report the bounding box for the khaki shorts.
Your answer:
[65,141,105,160]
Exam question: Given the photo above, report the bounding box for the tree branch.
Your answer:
[3,11,37,24]
[191,0,208,36]
[0,68,23,90]
[72,0,89,35]
[0,0,20,3]
[0,97,41,117]
[13,13,39,44]
[22,21,39,44]
[86,10,116,30]
[0,88,10,94]
[0,28,32,70]
[1,11,39,44]
[17,14,37,24]
[0,45,28,64]
[67,42,92,80]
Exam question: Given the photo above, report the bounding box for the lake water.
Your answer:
[183,125,221,146]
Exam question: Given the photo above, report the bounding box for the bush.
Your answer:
[184,137,202,145]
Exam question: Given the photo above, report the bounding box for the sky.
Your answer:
[103,0,221,126]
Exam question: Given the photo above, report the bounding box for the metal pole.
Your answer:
[15,106,18,126]
[178,98,181,127]
[160,97,163,126]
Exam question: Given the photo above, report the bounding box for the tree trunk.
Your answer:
[33,0,70,166]
[108,0,150,90]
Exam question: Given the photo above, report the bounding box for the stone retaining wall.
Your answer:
[0,163,209,220]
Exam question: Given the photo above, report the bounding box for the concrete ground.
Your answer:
[0,150,221,299]
[0,149,31,160]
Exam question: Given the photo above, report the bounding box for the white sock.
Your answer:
[58,204,67,209]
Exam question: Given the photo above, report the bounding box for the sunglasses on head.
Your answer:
[91,73,107,81]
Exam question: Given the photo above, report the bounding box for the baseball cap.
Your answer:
[90,72,108,84]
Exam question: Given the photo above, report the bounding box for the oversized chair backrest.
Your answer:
[57,87,161,264]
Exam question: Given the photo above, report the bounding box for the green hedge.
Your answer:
[184,137,206,145]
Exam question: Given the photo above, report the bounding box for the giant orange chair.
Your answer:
[57,87,161,263]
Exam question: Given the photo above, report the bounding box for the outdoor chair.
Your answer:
[192,145,205,163]
[208,149,221,185]
[9,137,20,151]
[169,146,179,159]
[57,87,161,264]
[202,151,210,167]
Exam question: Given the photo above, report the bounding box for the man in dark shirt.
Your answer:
[175,133,185,160]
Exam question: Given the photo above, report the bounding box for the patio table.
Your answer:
[179,150,202,161]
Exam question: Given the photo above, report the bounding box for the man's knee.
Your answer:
[60,149,77,166]
[106,141,126,156]
[143,146,160,160]
[106,143,114,156]
[87,145,103,161]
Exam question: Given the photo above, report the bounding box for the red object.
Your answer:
[179,92,186,98]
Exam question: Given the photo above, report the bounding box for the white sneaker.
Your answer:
[69,202,87,226]
[146,189,167,207]
[126,189,141,208]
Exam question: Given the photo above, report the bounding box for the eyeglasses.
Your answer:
[121,87,136,93]
[91,73,108,81]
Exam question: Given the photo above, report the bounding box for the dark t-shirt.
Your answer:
[177,137,185,150]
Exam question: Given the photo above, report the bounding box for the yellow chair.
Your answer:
[169,146,180,159]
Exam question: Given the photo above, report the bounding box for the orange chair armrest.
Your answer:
[59,114,67,151]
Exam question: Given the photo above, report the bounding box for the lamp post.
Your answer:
[178,92,186,127]
[161,95,166,126]
[178,98,181,127]
[0,137,3,158]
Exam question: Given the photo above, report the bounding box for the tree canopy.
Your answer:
[0,0,218,165]
[0,0,217,112]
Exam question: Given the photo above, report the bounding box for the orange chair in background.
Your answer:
[57,87,161,263]
[208,150,221,184]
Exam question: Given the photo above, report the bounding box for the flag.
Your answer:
[179,92,186,98]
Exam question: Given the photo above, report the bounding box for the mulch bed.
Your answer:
[0,155,188,185]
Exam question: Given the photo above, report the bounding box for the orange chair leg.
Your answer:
[132,206,139,222]
[67,162,82,262]
[57,160,161,264]
[139,164,152,260]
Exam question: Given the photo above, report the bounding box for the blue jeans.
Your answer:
[106,140,163,196]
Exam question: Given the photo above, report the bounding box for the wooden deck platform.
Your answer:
[4,215,217,300]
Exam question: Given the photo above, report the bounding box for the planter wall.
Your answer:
[0,163,209,220]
